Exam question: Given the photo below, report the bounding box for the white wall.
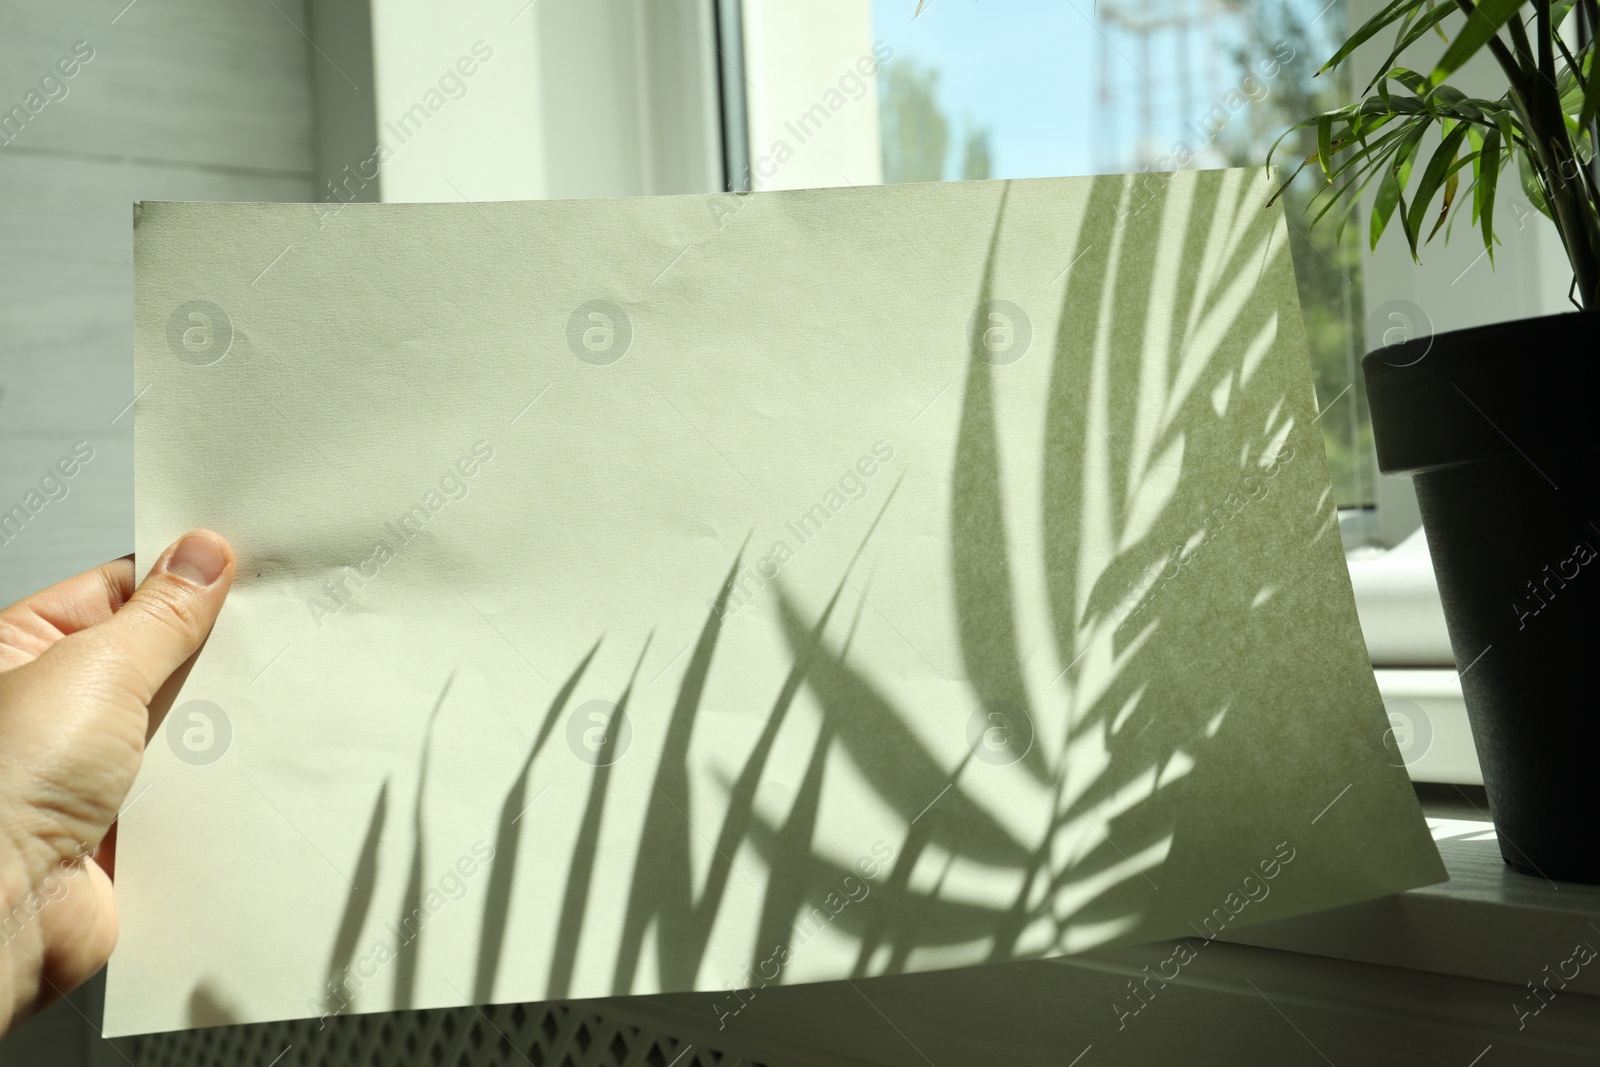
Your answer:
[368,0,546,202]
[368,0,722,203]
[0,0,316,609]
[740,0,886,190]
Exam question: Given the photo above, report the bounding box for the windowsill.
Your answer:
[1379,668,1482,784]
[1218,784,1600,993]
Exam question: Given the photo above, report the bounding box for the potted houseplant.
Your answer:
[1272,0,1599,882]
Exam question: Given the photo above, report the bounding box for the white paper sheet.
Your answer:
[109,170,1444,1036]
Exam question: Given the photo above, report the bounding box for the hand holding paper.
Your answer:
[0,531,234,1036]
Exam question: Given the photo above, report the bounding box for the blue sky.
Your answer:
[869,0,1268,178]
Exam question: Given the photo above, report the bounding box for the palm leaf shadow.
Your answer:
[1056,170,1295,828]
[731,792,1010,948]
[473,640,602,1003]
[745,588,869,976]
[766,574,1022,976]
[724,186,1048,977]
[981,173,1185,962]
[610,548,745,994]
[1046,175,1174,658]
[392,669,456,1010]
[743,197,1033,985]
[323,171,1305,1007]
[729,171,1294,974]
[546,635,653,997]
[951,181,1051,789]
[1039,176,1121,661]
[855,744,986,975]
[320,778,389,1015]
[770,585,1031,867]
[680,477,905,983]
[1027,170,1302,949]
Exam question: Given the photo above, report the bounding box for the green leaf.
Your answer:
[1517,143,1552,218]
[1427,168,1460,241]
[1321,0,1435,74]
[1363,3,1455,93]
[1389,67,1433,97]
[1580,55,1600,133]
[1492,107,1522,150]
[1371,120,1429,251]
[1478,125,1501,261]
[1324,122,1413,187]
[1313,136,1404,225]
[1372,168,1404,251]
[1317,115,1335,178]
[1406,122,1470,248]
[1312,151,1396,243]
[1431,0,1528,85]
[1466,124,1486,223]
[1351,110,1399,142]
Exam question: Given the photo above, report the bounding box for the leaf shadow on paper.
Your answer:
[304,168,1309,1014]
[322,778,388,1007]
[392,670,455,1010]
[696,171,1309,991]
[473,640,601,1003]
[545,632,654,998]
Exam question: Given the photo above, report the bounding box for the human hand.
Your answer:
[0,531,234,1037]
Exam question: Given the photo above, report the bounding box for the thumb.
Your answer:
[84,530,236,710]
[0,531,234,874]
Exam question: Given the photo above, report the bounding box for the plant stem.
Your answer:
[1528,0,1600,307]
[1585,0,1600,196]
[1536,0,1555,78]
[1451,0,1600,308]
[1451,0,1531,82]
[1505,7,1541,77]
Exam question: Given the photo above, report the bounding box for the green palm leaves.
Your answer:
[1271,0,1600,307]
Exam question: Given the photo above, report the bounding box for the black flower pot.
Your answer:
[1363,309,1600,885]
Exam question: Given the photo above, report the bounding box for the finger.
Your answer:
[48,530,235,710]
[0,557,135,671]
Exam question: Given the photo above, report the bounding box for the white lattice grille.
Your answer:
[125,1001,770,1067]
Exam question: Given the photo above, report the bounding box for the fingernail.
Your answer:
[166,532,227,587]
